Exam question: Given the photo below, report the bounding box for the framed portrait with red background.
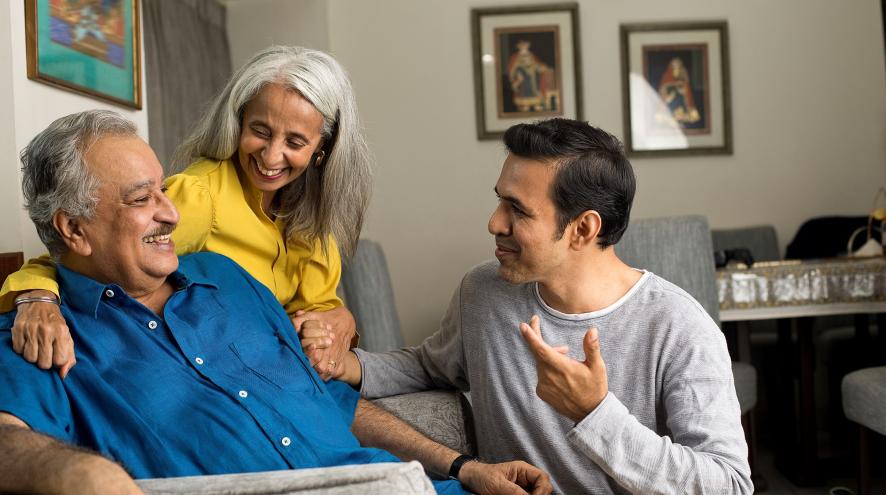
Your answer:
[472,4,582,140]
[620,21,731,157]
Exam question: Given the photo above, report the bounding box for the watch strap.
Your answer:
[447,454,477,480]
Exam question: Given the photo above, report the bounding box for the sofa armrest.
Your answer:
[372,390,476,456]
[136,461,434,494]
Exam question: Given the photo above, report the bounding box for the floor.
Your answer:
[754,448,886,494]
[745,321,886,494]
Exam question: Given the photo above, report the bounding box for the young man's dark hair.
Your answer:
[502,118,636,247]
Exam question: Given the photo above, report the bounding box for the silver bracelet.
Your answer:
[13,296,59,306]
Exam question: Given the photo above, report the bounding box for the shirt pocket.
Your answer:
[228,334,320,394]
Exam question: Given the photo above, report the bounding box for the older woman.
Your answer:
[1,46,368,379]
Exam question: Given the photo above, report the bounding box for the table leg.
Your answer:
[774,317,823,486]
[775,319,794,473]
[876,314,886,366]
[796,317,821,485]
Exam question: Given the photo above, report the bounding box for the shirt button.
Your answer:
[195,357,204,365]
[147,320,158,330]
[281,437,291,447]
[238,390,248,398]
[104,289,115,298]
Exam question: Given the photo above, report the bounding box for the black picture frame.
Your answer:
[471,3,583,140]
[620,21,731,157]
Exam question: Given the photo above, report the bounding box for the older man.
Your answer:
[336,118,753,494]
[0,111,551,495]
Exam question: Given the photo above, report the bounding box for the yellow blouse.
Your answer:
[0,158,343,315]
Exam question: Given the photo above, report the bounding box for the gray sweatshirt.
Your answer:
[356,261,752,494]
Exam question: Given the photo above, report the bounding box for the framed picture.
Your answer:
[471,3,582,140]
[25,0,142,109]
[620,21,731,157]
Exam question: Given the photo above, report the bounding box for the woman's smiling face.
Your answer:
[236,83,325,204]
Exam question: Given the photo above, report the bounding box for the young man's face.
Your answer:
[488,153,571,284]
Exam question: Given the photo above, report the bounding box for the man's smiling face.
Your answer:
[75,135,180,291]
[488,153,571,285]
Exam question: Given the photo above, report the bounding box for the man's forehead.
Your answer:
[85,135,163,192]
[498,154,555,190]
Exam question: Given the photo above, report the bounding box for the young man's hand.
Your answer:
[519,315,608,423]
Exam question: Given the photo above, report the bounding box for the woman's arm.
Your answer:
[0,256,75,377]
[0,255,59,312]
[287,236,356,379]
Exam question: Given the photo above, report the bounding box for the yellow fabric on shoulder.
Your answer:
[0,255,58,312]
[0,158,342,315]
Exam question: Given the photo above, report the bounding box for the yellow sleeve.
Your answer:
[0,254,59,312]
[165,172,213,257]
[285,235,344,315]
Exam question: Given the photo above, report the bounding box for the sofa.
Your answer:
[134,239,473,494]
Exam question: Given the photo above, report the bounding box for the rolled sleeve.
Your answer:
[0,330,73,441]
[325,379,360,425]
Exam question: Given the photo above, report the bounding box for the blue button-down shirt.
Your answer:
[0,253,464,493]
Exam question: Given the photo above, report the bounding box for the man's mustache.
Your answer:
[144,224,176,238]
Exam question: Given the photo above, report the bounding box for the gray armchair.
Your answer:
[615,216,759,473]
[339,239,477,457]
[842,366,886,495]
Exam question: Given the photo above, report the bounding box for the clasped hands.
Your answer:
[518,315,608,423]
[291,306,357,380]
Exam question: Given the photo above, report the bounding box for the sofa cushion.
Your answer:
[373,390,476,456]
[842,366,886,436]
[136,461,434,495]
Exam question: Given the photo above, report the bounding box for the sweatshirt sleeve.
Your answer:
[566,329,753,494]
[355,280,469,398]
[0,255,59,312]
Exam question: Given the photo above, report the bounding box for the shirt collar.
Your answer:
[56,261,218,317]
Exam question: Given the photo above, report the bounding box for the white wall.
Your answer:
[227,0,886,345]
[0,1,149,259]
[326,0,886,345]
[226,0,330,69]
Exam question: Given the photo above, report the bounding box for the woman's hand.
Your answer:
[291,306,357,381]
[11,290,76,379]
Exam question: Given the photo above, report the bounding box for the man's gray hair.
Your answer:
[173,45,371,257]
[21,110,138,259]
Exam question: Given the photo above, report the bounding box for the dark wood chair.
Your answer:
[0,252,24,286]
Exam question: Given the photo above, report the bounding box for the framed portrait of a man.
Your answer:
[472,4,582,140]
[620,22,731,157]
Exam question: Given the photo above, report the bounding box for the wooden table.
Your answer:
[717,257,886,486]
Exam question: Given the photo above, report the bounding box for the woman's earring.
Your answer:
[313,150,326,168]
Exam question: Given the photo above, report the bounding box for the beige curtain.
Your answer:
[143,0,232,171]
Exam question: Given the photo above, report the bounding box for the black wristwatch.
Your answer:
[448,454,477,480]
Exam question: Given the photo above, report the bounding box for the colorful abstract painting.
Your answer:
[27,0,142,108]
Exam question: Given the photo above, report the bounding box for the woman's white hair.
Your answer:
[173,46,371,256]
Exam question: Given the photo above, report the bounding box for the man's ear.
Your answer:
[52,211,92,257]
[569,210,602,250]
